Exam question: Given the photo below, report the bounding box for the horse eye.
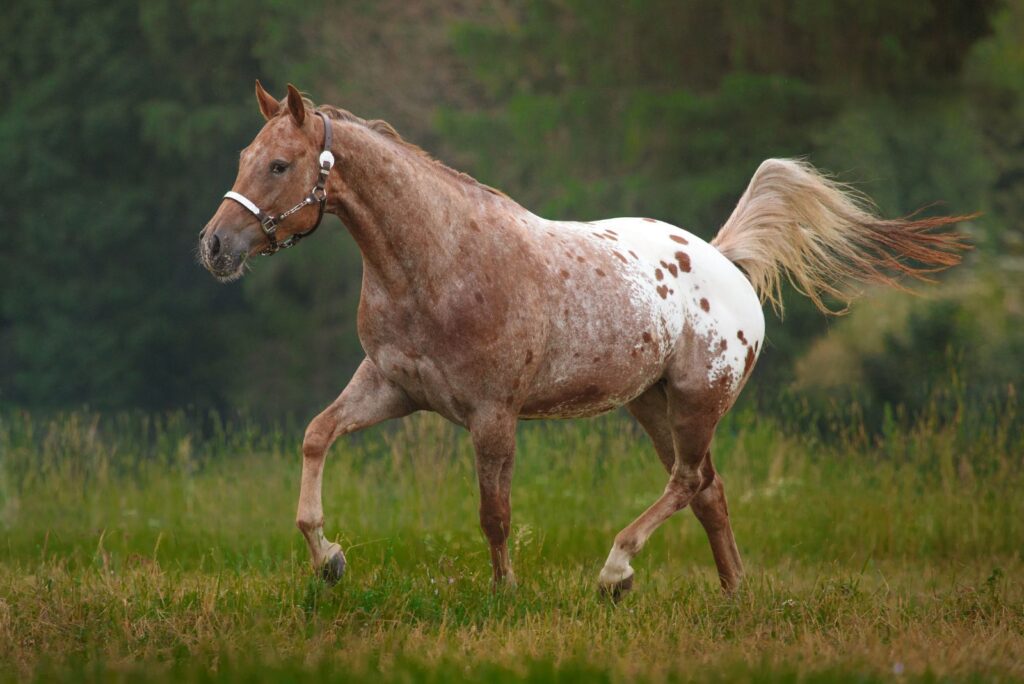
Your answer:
[270,160,290,175]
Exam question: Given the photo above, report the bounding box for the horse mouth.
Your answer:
[199,247,249,283]
[212,263,248,283]
[210,257,248,282]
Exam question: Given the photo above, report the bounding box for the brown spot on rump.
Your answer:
[560,269,570,279]
[474,292,484,304]
[719,338,728,352]
[642,332,653,343]
[655,268,664,281]
[603,233,618,241]
[628,250,638,259]
[700,298,710,312]
[642,218,657,223]
[606,229,618,236]
[744,346,756,376]
[469,220,480,232]
[657,285,669,299]
[592,356,601,363]
[660,260,679,277]
[612,251,628,263]
[675,251,691,272]
[753,340,759,354]
[576,255,586,263]
[525,349,534,364]
[595,268,606,277]
[737,330,748,346]
[670,234,689,245]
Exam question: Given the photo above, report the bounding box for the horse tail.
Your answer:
[710,158,973,315]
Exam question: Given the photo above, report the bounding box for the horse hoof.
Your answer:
[599,574,634,602]
[321,551,347,585]
[492,575,518,593]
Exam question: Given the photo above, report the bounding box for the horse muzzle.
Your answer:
[199,225,250,282]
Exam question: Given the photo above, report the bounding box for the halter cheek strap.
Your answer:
[223,110,335,256]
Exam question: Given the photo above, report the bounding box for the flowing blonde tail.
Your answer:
[710,158,973,315]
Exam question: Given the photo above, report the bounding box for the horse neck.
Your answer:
[326,120,516,292]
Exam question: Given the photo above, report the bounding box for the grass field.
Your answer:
[1,399,1021,682]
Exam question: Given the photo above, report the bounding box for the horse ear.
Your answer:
[255,79,280,120]
[286,84,306,127]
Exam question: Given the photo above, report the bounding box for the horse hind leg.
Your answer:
[634,380,744,591]
[600,378,743,597]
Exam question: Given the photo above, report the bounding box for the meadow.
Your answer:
[0,396,1021,683]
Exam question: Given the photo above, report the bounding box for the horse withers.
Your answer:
[199,82,969,596]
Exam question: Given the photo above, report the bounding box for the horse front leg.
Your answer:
[297,358,415,583]
[469,407,518,588]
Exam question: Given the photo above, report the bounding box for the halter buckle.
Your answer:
[319,150,335,169]
[260,215,278,237]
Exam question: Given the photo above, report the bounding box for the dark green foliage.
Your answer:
[0,0,315,410]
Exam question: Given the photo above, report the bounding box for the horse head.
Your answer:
[199,81,332,281]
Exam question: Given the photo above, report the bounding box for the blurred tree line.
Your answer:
[1,0,1021,425]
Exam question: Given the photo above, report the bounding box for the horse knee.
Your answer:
[612,532,641,555]
[302,420,333,460]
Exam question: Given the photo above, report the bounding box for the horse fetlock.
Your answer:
[295,517,324,534]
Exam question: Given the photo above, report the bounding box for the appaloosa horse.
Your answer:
[199,82,968,596]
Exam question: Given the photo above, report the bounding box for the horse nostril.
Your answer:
[208,234,221,257]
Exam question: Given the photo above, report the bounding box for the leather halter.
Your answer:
[224,110,334,255]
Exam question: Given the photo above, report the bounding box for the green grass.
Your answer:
[0,402,1021,682]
